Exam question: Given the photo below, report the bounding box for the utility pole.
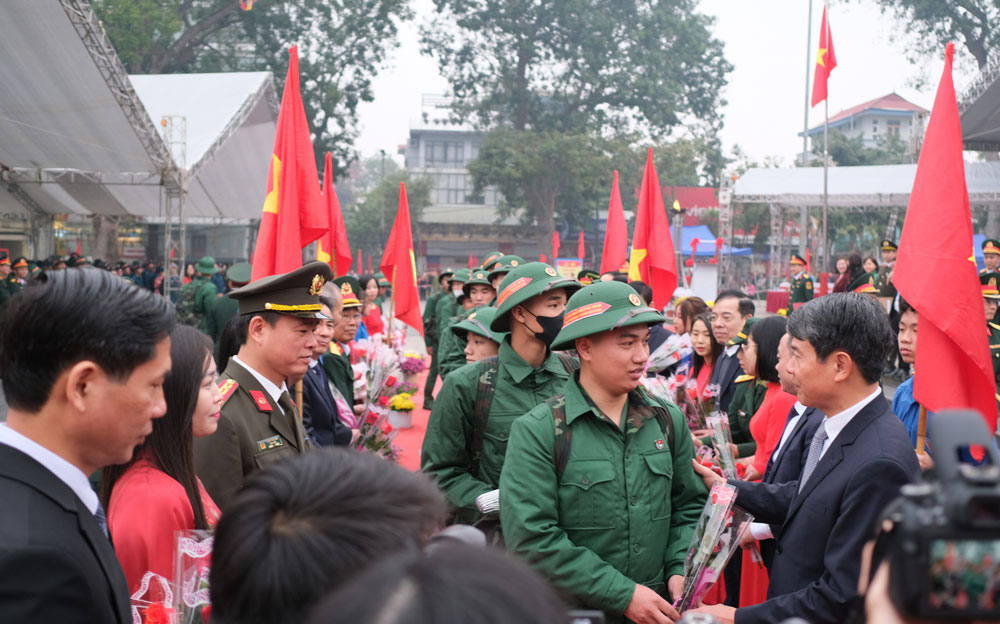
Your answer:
[800,0,814,258]
[379,149,387,246]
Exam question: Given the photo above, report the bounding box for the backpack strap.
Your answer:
[470,356,500,478]
[556,352,580,374]
[547,395,572,484]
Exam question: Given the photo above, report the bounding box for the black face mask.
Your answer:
[523,309,565,347]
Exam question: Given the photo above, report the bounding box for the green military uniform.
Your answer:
[422,268,455,408]
[178,256,220,330]
[0,255,12,317]
[500,281,706,620]
[421,262,581,523]
[204,262,252,348]
[5,257,28,299]
[438,270,497,380]
[434,268,470,341]
[322,276,364,408]
[788,253,813,307]
[875,240,898,299]
[981,240,1000,324]
[193,261,332,511]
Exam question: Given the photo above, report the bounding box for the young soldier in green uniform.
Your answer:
[787,253,813,309]
[449,306,504,365]
[193,261,332,511]
[500,280,706,623]
[421,262,581,526]
[422,268,455,410]
[321,276,363,415]
[434,268,470,342]
[437,269,497,380]
[177,256,221,330]
[204,261,251,349]
[6,257,29,296]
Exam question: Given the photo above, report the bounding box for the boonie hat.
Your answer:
[462,269,495,297]
[229,261,333,318]
[487,255,525,283]
[550,281,665,350]
[491,262,581,332]
[450,306,505,344]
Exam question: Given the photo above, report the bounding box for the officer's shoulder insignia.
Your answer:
[805,281,813,289]
[249,390,272,412]
[218,379,239,405]
[330,343,343,356]
[990,322,1000,332]
[256,435,284,452]
[734,374,754,384]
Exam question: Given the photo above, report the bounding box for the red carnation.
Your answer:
[381,422,394,434]
[145,603,168,624]
[378,396,390,407]
[386,375,398,388]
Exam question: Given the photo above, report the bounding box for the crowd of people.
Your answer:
[0,237,997,624]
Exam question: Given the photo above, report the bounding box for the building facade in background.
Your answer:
[800,92,928,161]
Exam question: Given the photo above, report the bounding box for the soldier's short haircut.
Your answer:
[210,449,447,624]
[0,267,175,412]
[236,310,283,345]
[305,543,568,624]
[786,293,895,384]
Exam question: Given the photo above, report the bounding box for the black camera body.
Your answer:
[878,410,1000,620]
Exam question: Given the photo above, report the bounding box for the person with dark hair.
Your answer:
[193,262,332,512]
[690,313,722,397]
[102,325,223,595]
[630,280,674,354]
[0,268,175,623]
[306,543,569,624]
[709,290,754,413]
[831,256,850,293]
[0,253,11,317]
[501,281,706,622]
[422,268,455,410]
[176,256,220,330]
[302,296,355,447]
[787,254,813,308]
[321,276,364,421]
[216,314,245,372]
[359,273,385,336]
[690,293,919,624]
[210,448,447,624]
[675,296,709,335]
[862,255,879,274]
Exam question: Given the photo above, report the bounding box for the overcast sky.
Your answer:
[354,0,979,168]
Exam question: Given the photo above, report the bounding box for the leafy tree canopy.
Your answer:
[345,169,432,262]
[810,130,909,166]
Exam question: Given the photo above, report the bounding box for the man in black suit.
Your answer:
[709,290,754,412]
[691,293,919,624]
[303,296,354,446]
[0,268,175,623]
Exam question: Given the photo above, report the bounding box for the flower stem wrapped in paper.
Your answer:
[353,351,403,460]
[674,482,754,613]
[706,413,737,480]
[645,333,691,374]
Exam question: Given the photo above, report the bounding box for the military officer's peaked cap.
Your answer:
[848,271,878,294]
[491,262,582,332]
[983,239,1000,255]
[881,239,898,252]
[11,256,28,269]
[462,269,494,296]
[981,274,1000,300]
[550,281,665,350]
[789,253,806,266]
[230,261,333,318]
[480,250,503,272]
[332,275,363,308]
[487,255,526,283]
[577,268,601,285]
[450,306,505,344]
[727,317,758,347]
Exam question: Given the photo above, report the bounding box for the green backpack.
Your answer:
[175,283,200,327]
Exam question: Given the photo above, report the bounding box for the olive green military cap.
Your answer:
[727,317,758,347]
[229,261,333,318]
[550,281,665,351]
[376,272,390,287]
[450,306,505,344]
[195,256,218,275]
[332,275,363,308]
[491,262,582,332]
[462,269,495,297]
[438,267,455,281]
[848,271,878,294]
[225,262,252,285]
[577,268,601,285]
[449,268,471,285]
[487,254,526,283]
[480,251,504,272]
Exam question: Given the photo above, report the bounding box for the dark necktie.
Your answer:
[94,500,109,539]
[278,390,297,420]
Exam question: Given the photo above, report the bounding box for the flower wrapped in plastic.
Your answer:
[677,380,720,433]
[638,376,679,408]
[174,529,213,624]
[674,483,754,613]
[354,400,400,460]
[706,413,737,480]
[645,333,691,374]
[129,571,175,624]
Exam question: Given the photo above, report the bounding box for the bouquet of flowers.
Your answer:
[674,483,754,613]
[174,529,213,624]
[706,413,737,480]
[355,399,401,460]
[399,351,427,375]
[676,379,720,433]
[129,571,175,624]
[638,375,679,407]
[645,333,691,374]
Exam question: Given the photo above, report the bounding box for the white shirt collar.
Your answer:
[0,423,99,514]
[792,269,803,279]
[793,401,807,416]
[230,355,288,409]
[724,344,739,357]
[820,386,883,455]
[308,358,320,369]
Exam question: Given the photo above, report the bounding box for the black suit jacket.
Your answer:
[302,363,352,447]
[0,444,131,623]
[759,405,823,569]
[710,349,742,412]
[731,395,919,624]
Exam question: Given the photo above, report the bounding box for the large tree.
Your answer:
[94,0,411,176]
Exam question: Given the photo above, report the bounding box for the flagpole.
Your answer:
[916,405,927,454]
[823,94,829,273]
[800,0,814,260]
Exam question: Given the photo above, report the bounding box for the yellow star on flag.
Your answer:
[816,48,828,67]
[262,154,281,214]
[628,248,647,282]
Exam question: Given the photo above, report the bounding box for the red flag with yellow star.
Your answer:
[811,5,837,107]
[379,183,423,336]
[317,151,352,276]
[628,149,677,310]
[251,46,327,281]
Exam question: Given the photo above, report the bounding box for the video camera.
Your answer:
[876,410,1000,621]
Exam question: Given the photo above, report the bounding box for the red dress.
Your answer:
[363,305,384,335]
[108,458,221,596]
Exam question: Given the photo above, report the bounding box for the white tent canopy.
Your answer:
[732,162,1000,207]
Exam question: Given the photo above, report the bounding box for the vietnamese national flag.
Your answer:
[601,170,628,275]
[251,46,327,280]
[628,149,678,310]
[811,5,837,107]
[357,248,362,272]
[379,183,423,335]
[468,254,476,269]
[317,152,352,276]
[894,43,997,436]
[577,231,585,261]
[367,255,373,274]
[552,230,561,259]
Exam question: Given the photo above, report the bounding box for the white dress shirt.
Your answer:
[230,355,289,414]
[724,344,739,358]
[770,402,807,464]
[0,423,98,514]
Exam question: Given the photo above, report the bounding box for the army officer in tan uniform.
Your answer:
[194,261,332,511]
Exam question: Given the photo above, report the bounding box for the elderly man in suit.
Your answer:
[0,269,175,623]
[692,293,919,624]
[709,290,754,412]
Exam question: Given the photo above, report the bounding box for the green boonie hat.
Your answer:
[195,256,217,275]
[491,262,582,332]
[727,317,758,346]
[28,263,41,278]
[438,267,455,281]
[487,254,525,282]
[332,275,363,308]
[848,271,878,294]
[550,281,665,351]
[226,262,252,285]
[480,251,503,271]
[376,272,390,287]
[462,269,495,297]
[449,268,471,285]
[75,256,91,267]
[229,261,333,319]
[450,306,505,344]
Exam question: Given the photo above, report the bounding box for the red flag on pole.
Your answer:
[552,230,561,260]
[379,183,424,335]
[317,152,352,276]
[894,43,997,435]
[628,149,678,310]
[601,170,628,274]
[540,253,547,264]
[468,254,476,269]
[367,255,372,274]
[810,4,837,107]
[357,248,362,272]
[577,231,585,260]
[250,46,327,280]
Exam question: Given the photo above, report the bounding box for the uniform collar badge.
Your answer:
[655,439,665,450]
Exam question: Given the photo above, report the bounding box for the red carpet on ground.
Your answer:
[393,368,439,471]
